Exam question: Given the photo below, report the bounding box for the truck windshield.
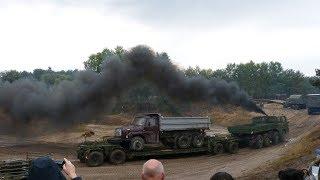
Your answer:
[132,117,146,126]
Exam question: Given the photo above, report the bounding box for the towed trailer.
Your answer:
[77,134,239,167]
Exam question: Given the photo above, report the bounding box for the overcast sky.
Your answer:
[0,0,319,75]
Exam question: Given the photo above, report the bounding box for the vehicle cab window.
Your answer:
[146,117,156,127]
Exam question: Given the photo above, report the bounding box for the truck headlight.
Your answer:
[115,129,122,137]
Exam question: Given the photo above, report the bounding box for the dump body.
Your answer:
[306,94,320,115]
[159,117,211,131]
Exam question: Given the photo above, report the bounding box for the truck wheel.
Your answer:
[272,132,280,145]
[192,133,205,148]
[279,131,285,142]
[109,149,126,165]
[176,134,191,149]
[227,142,239,154]
[212,143,224,155]
[86,151,104,167]
[130,137,145,151]
[263,134,272,147]
[250,135,263,149]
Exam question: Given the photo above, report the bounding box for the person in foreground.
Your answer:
[210,172,234,180]
[28,157,81,180]
[142,159,165,180]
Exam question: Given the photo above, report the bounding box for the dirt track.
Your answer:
[1,104,319,180]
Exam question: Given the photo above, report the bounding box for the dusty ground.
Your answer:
[0,104,319,180]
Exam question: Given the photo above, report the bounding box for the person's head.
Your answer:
[28,157,66,180]
[278,168,304,180]
[210,172,234,180]
[142,159,165,180]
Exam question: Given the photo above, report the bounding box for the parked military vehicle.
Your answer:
[306,94,320,115]
[109,113,211,151]
[228,116,288,149]
[77,134,239,167]
[283,94,306,109]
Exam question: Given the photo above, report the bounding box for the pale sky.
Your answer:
[0,0,319,76]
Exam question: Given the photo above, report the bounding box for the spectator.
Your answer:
[28,157,81,180]
[210,172,234,180]
[278,168,304,180]
[142,159,165,180]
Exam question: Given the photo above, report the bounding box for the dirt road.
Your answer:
[1,104,319,180]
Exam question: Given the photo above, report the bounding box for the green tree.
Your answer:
[84,46,126,73]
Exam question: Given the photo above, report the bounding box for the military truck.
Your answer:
[228,116,288,149]
[77,133,239,167]
[109,113,211,151]
[306,94,320,115]
[283,94,306,109]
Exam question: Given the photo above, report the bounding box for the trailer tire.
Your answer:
[109,149,126,165]
[86,151,104,167]
[263,134,272,147]
[192,133,205,148]
[272,132,280,145]
[226,142,239,154]
[176,134,191,149]
[251,135,263,149]
[212,143,224,155]
[130,137,145,151]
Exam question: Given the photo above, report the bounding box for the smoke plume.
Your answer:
[0,45,265,134]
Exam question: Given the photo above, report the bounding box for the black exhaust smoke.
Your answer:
[0,45,266,134]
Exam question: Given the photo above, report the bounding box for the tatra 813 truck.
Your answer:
[109,113,212,151]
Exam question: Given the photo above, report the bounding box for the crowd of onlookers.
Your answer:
[24,151,320,180]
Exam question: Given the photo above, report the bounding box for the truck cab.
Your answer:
[112,113,162,150]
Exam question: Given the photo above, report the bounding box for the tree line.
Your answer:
[0,46,319,113]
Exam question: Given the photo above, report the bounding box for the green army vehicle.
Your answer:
[77,134,239,167]
[283,94,306,109]
[228,116,288,149]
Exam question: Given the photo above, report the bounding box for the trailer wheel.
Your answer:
[192,133,205,147]
[263,134,272,147]
[226,142,239,154]
[109,149,126,165]
[212,143,224,155]
[250,135,263,149]
[130,137,145,151]
[176,134,191,149]
[272,132,280,145]
[86,151,104,167]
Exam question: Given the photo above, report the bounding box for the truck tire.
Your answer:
[192,133,205,148]
[272,132,280,145]
[212,143,224,155]
[86,151,104,167]
[130,137,145,151]
[226,142,239,154]
[176,134,192,149]
[263,134,272,147]
[279,131,285,142]
[250,135,263,149]
[109,149,126,165]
